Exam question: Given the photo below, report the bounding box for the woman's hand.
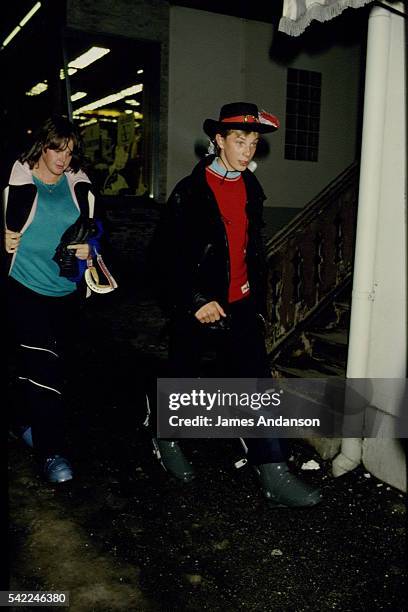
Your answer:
[67,243,90,260]
[4,229,22,253]
[194,301,226,324]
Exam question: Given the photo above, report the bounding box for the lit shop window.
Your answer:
[63,33,159,198]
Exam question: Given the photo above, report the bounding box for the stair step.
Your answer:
[333,301,351,310]
[275,362,345,378]
[307,330,348,346]
[305,330,348,366]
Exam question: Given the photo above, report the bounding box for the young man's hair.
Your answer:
[20,115,84,172]
[212,127,233,155]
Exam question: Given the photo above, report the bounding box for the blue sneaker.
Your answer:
[21,426,33,448]
[44,455,73,483]
[9,425,33,448]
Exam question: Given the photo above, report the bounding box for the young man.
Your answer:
[155,102,321,507]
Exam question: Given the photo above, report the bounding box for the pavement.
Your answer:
[8,285,407,612]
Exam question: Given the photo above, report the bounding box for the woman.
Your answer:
[4,115,99,483]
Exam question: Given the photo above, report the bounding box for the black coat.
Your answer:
[151,155,269,317]
[1,161,100,291]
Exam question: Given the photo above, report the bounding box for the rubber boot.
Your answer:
[254,462,322,507]
[154,439,195,483]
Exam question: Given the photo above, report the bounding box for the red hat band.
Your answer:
[221,115,260,124]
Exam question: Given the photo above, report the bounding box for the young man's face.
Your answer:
[39,139,74,181]
[215,130,259,172]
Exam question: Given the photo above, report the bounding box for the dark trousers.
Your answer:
[168,297,287,464]
[7,277,79,459]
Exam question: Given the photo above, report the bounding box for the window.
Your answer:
[63,31,160,198]
[285,68,321,162]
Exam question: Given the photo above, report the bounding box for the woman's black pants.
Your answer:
[7,277,78,459]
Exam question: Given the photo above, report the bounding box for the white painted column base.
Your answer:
[332,438,362,477]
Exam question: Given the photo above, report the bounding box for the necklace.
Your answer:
[43,181,59,193]
[33,173,62,193]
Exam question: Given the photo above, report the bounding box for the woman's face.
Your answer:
[39,139,74,181]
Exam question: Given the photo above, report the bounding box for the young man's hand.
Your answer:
[195,301,226,324]
[67,243,91,260]
[4,229,22,253]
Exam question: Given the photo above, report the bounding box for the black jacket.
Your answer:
[1,161,102,293]
[3,161,96,272]
[152,155,269,317]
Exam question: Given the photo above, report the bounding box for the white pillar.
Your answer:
[333,2,407,480]
[347,4,392,379]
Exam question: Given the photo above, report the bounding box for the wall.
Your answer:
[167,8,245,193]
[167,6,363,210]
[244,19,363,209]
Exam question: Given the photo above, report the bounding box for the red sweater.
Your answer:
[206,166,250,303]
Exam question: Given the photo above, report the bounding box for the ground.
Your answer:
[8,287,407,612]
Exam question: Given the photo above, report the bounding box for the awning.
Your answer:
[279,0,375,36]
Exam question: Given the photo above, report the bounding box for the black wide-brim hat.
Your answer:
[203,102,280,138]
